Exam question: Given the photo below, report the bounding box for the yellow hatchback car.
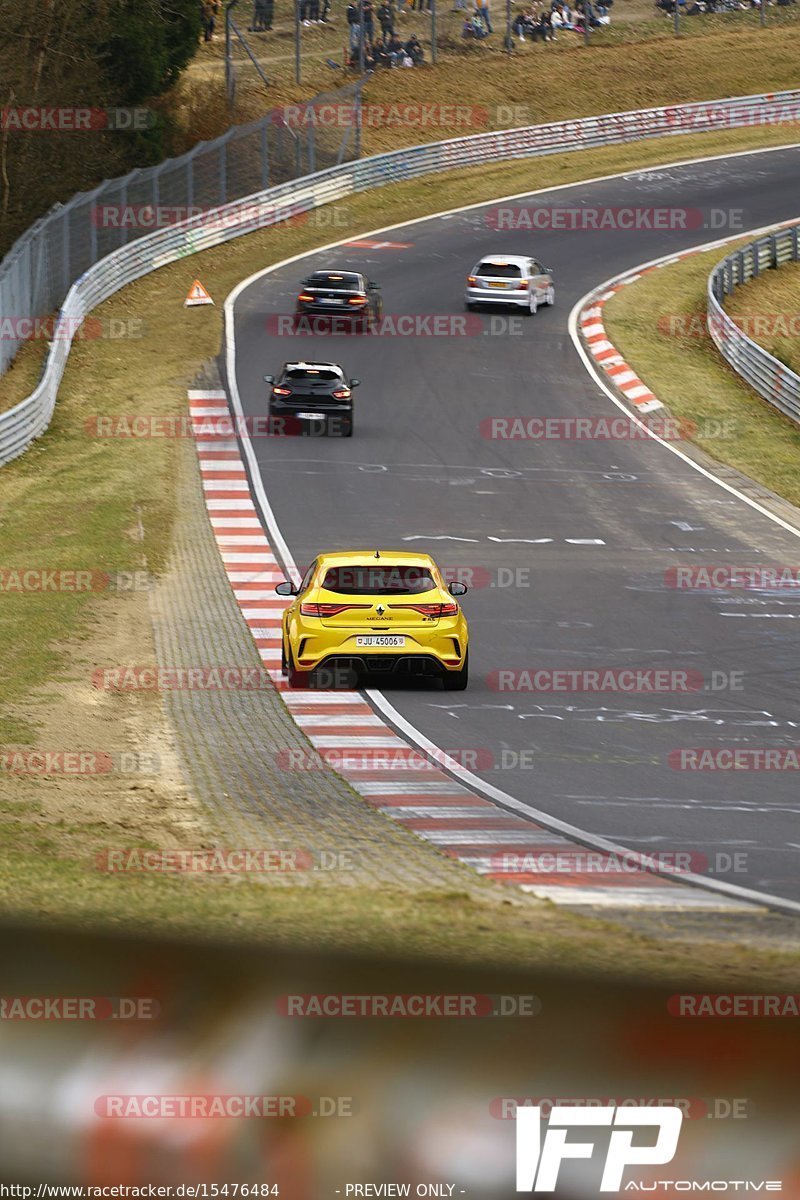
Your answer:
[276,550,469,689]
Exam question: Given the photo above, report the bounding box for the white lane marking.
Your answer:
[489,537,553,544]
[225,144,800,918]
[721,612,799,618]
[402,535,480,542]
[670,521,705,532]
[565,538,606,545]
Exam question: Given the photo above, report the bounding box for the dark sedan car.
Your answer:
[294,270,382,332]
[264,361,360,437]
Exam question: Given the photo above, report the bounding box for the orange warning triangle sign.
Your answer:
[184,279,214,307]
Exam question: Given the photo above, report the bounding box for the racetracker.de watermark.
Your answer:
[271,102,488,129]
[665,565,800,590]
[275,993,540,1017]
[91,201,352,231]
[490,1097,749,1121]
[94,1095,353,1118]
[0,107,153,132]
[1,750,159,776]
[274,747,494,772]
[484,206,744,232]
[0,316,145,342]
[669,748,800,771]
[479,416,736,441]
[266,314,522,337]
[0,569,152,592]
[669,994,800,1018]
[488,850,749,877]
[92,666,275,691]
[659,311,800,339]
[0,996,158,1020]
[95,848,354,873]
[486,668,743,693]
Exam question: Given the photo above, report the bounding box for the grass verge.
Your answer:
[603,236,800,507]
[725,259,800,374]
[2,125,800,975]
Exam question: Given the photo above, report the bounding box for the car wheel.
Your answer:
[442,651,469,691]
[466,302,478,312]
[281,635,288,677]
[341,417,353,438]
[545,285,555,306]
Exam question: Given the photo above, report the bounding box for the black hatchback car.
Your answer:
[295,270,382,331]
[264,362,360,437]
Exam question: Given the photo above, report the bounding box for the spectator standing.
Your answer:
[201,0,216,39]
[377,1,396,41]
[347,0,362,47]
[362,0,376,39]
[477,0,493,29]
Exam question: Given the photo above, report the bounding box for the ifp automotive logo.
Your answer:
[515,1105,683,1192]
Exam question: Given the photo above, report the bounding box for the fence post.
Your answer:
[261,120,270,189]
[355,82,363,160]
[431,0,438,63]
[119,178,128,248]
[220,139,228,205]
[295,0,302,84]
[307,123,316,175]
[62,207,71,296]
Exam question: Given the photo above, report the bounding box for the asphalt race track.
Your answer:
[229,145,800,906]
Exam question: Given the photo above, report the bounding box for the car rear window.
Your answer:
[306,272,360,290]
[285,368,341,382]
[320,565,437,595]
[476,262,523,279]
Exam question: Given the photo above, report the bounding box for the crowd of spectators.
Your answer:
[346,1,426,66]
[508,0,611,37]
[199,0,628,53]
[201,0,787,51]
[656,0,792,13]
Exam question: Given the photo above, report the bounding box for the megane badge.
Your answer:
[376,604,385,616]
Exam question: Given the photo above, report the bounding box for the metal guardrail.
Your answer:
[3,89,800,466]
[707,221,800,424]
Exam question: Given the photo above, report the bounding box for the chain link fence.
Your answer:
[0,76,367,378]
[707,221,800,425]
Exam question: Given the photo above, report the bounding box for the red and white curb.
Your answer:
[189,388,756,912]
[577,256,702,415]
